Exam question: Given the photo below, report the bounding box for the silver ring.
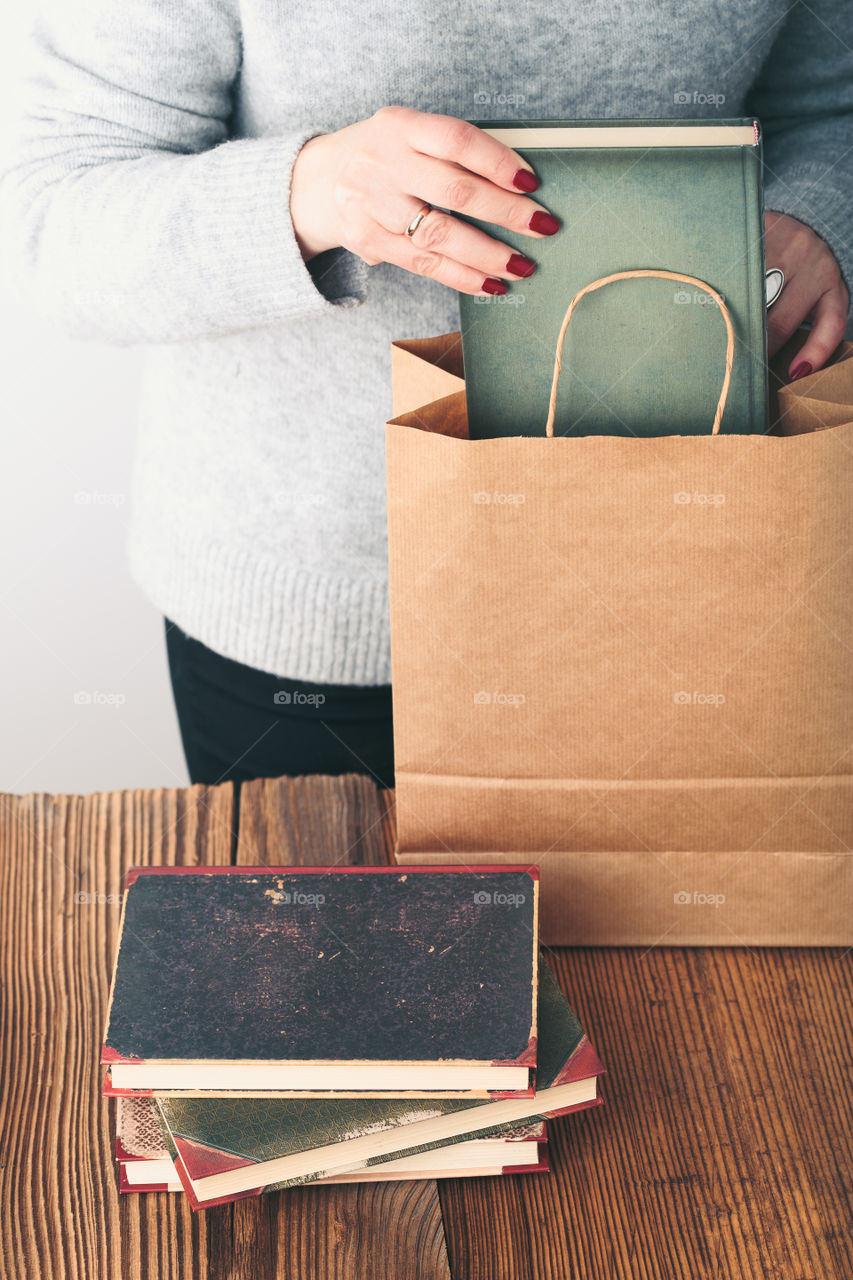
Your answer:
[765,268,785,308]
[404,203,433,237]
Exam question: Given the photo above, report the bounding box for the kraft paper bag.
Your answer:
[770,334,853,434]
[385,273,853,946]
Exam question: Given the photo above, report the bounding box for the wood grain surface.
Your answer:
[1,776,850,1280]
[228,774,451,1280]
[0,784,234,1280]
[0,776,451,1280]
[437,944,853,1280]
[386,794,853,1280]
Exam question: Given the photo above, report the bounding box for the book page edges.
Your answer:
[190,1076,595,1199]
[485,125,758,148]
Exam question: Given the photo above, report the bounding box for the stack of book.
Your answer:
[115,1096,549,1193]
[102,865,603,1208]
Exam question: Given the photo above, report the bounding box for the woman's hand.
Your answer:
[764,210,849,379]
[289,107,561,296]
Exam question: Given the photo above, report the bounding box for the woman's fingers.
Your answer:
[764,210,849,377]
[787,287,849,380]
[391,150,559,239]
[355,216,524,296]
[766,266,847,372]
[766,276,819,357]
[391,107,540,195]
[371,200,537,283]
[295,108,559,288]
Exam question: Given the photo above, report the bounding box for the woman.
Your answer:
[2,0,850,790]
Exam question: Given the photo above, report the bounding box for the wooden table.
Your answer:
[1,774,850,1279]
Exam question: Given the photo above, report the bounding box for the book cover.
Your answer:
[115,1095,173,1163]
[102,865,538,1096]
[118,1098,547,1194]
[155,958,603,1208]
[457,118,767,438]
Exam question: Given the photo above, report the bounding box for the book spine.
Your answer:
[745,135,768,430]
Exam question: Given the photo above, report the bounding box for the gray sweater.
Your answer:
[3,0,852,684]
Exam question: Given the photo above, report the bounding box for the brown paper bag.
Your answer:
[769,332,853,434]
[385,275,853,946]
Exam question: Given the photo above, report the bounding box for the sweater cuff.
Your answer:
[764,165,853,315]
[200,130,371,323]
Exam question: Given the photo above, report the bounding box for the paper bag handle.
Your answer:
[544,269,735,438]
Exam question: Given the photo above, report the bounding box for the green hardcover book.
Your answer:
[142,1106,547,1193]
[154,958,603,1209]
[457,118,768,437]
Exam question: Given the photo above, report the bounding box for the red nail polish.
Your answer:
[529,210,560,235]
[482,277,507,295]
[506,253,536,278]
[789,361,813,382]
[513,168,539,192]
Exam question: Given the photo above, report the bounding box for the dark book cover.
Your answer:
[102,865,538,1094]
[155,956,603,1208]
[458,118,767,438]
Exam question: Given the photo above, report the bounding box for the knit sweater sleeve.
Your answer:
[0,0,371,343]
[744,0,853,310]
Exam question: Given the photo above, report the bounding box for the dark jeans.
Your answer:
[164,618,395,789]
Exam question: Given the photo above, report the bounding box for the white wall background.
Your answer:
[0,6,189,795]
